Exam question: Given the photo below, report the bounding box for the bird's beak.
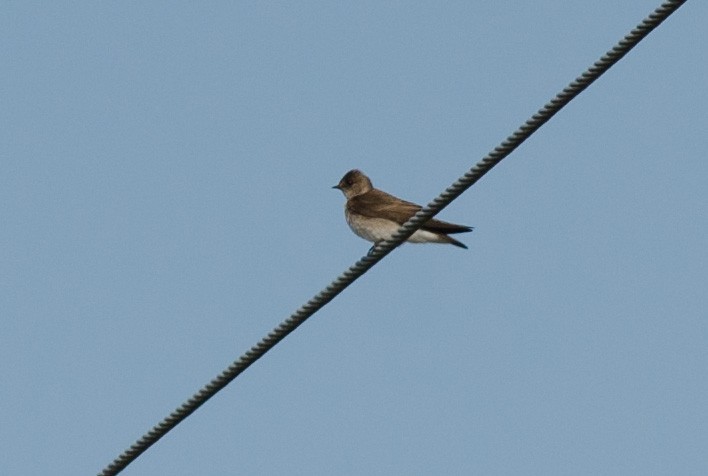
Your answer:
[332,184,341,190]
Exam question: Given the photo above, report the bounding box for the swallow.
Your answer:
[333,169,472,252]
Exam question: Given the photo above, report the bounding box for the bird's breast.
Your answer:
[345,210,400,243]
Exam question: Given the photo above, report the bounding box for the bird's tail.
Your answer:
[440,234,468,249]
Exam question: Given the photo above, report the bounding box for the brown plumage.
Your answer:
[333,169,472,249]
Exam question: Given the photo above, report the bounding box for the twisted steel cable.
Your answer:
[99,1,687,474]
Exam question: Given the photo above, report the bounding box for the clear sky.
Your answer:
[2,2,706,475]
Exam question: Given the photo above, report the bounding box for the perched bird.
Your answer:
[333,169,472,251]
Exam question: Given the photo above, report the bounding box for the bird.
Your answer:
[333,169,472,252]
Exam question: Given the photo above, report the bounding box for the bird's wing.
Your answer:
[347,189,420,224]
[348,190,472,234]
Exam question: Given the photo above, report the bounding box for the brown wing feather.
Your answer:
[423,219,473,234]
[347,189,472,234]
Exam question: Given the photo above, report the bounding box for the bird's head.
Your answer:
[332,169,373,199]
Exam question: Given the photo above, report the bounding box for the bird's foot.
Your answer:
[367,241,384,256]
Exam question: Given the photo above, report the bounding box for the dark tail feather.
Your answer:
[441,234,468,249]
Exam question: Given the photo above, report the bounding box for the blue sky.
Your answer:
[2,2,706,475]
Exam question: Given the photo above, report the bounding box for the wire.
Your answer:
[98,1,688,474]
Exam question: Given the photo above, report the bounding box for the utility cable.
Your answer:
[99,1,687,474]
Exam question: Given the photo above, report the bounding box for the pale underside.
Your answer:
[346,212,449,244]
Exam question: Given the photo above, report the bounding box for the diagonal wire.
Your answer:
[99,1,687,474]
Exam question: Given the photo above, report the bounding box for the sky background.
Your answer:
[2,1,706,475]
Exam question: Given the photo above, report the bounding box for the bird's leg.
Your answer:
[367,241,383,256]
